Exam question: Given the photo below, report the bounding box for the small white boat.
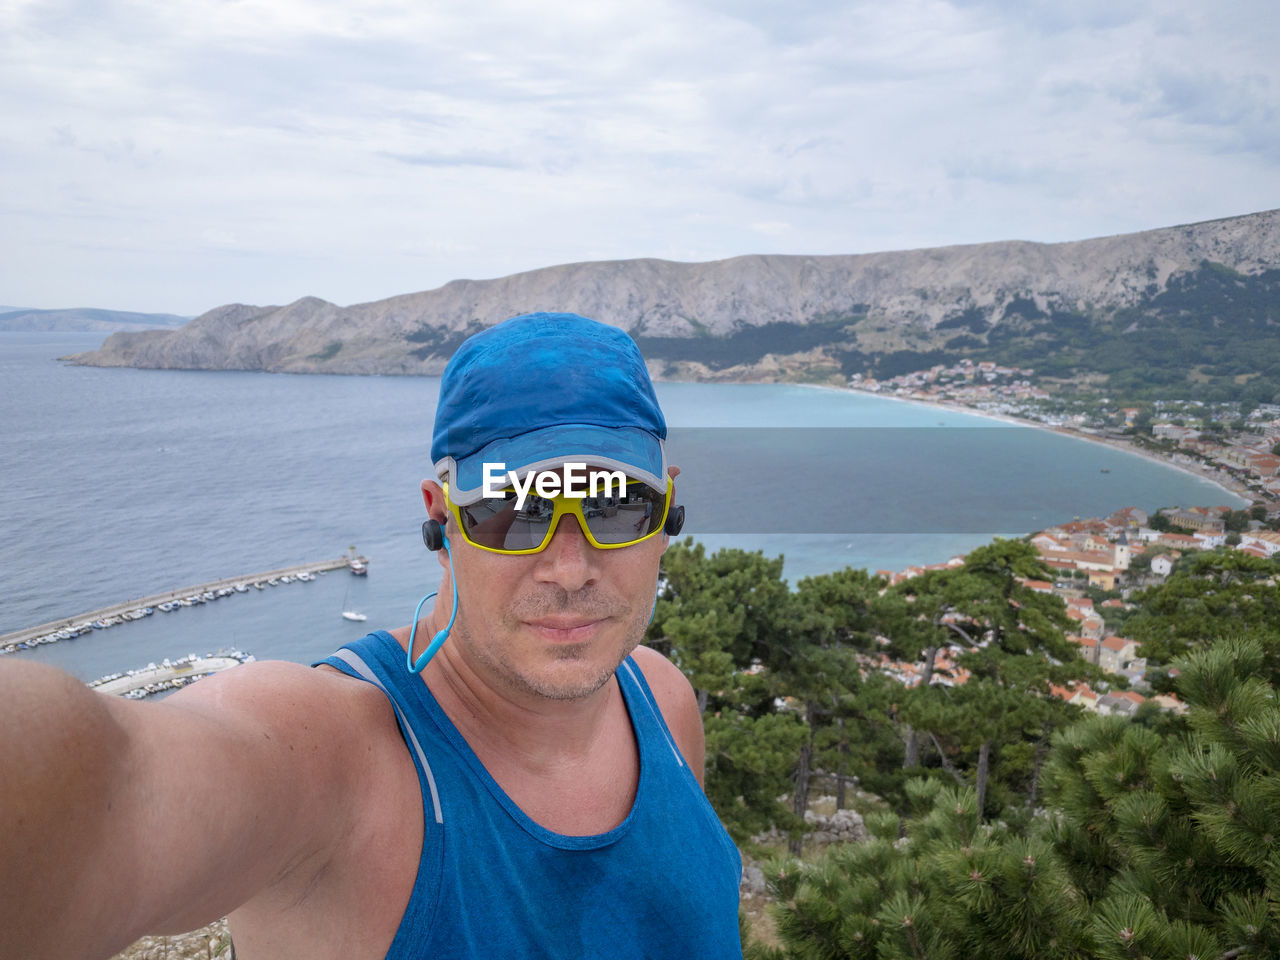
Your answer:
[340,585,367,622]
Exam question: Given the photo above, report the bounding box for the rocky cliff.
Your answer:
[69,210,1280,384]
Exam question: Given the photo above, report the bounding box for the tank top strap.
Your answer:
[616,655,689,772]
[313,631,446,951]
[315,633,444,823]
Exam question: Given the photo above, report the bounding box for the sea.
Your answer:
[1,331,1246,683]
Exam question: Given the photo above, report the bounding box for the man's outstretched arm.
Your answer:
[0,659,378,960]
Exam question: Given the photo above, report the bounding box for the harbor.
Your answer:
[88,650,255,699]
[1,554,369,655]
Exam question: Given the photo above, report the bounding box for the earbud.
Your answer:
[407,528,457,675]
[664,504,685,537]
[422,519,446,551]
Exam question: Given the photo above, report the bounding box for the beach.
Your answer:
[795,381,1256,509]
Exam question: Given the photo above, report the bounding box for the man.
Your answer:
[0,313,743,959]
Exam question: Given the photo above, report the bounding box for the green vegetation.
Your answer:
[1123,551,1280,666]
[755,636,1280,960]
[928,263,1280,406]
[405,318,489,360]
[651,541,1280,958]
[648,539,1094,846]
[632,315,863,370]
[308,340,343,361]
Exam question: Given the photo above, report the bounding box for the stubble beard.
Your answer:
[461,585,643,702]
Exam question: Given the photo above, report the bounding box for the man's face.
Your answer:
[426,474,668,703]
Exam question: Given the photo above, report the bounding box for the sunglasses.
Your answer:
[444,477,673,555]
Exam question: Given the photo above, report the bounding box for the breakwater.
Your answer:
[88,650,254,698]
[1,555,369,655]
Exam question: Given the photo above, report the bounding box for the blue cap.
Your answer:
[431,312,667,505]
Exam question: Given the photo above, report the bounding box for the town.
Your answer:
[867,497,1280,722]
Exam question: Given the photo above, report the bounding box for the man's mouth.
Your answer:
[522,617,606,643]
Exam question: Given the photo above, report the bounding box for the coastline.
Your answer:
[794,381,1254,508]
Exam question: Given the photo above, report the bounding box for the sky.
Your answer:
[2,0,1278,317]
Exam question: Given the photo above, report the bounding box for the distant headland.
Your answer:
[2,306,189,333]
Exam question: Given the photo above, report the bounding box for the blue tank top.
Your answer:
[315,631,743,959]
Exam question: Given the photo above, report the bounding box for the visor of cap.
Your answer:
[438,423,666,505]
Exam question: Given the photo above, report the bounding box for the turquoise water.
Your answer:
[1,332,1243,679]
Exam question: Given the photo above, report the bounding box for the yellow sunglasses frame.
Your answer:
[443,476,673,555]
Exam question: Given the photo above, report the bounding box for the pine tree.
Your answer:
[1043,635,1280,959]
[1123,550,1280,665]
[648,538,791,712]
[765,780,1087,959]
[649,539,803,843]
[762,635,1280,959]
[877,540,1092,816]
[770,568,885,853]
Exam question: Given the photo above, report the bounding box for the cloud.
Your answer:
[1143,68,1278,155]
[0,0,1277,313]
[380,151,523,170]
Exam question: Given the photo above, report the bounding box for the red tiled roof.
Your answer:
[1043,549,1116,566]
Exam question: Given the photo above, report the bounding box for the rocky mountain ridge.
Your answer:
[70,209,1280,383]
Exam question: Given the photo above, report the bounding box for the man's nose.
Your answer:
[534,513,597,590]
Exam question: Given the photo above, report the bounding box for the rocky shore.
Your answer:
[113,919,230,960]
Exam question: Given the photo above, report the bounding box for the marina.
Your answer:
[1,554,369,655]
[88,650,255,699]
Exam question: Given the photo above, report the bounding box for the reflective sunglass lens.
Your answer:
[459,495,551,551]
[456,481,668,552]
[580,487,665,544]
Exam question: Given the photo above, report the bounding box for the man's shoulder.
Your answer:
[628,645,704,780]
[628,644,693,703]
[172,656,397,740]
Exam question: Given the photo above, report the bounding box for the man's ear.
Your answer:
[422,479,448,522]
[661,463,682,551]
[421,480,451,565]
